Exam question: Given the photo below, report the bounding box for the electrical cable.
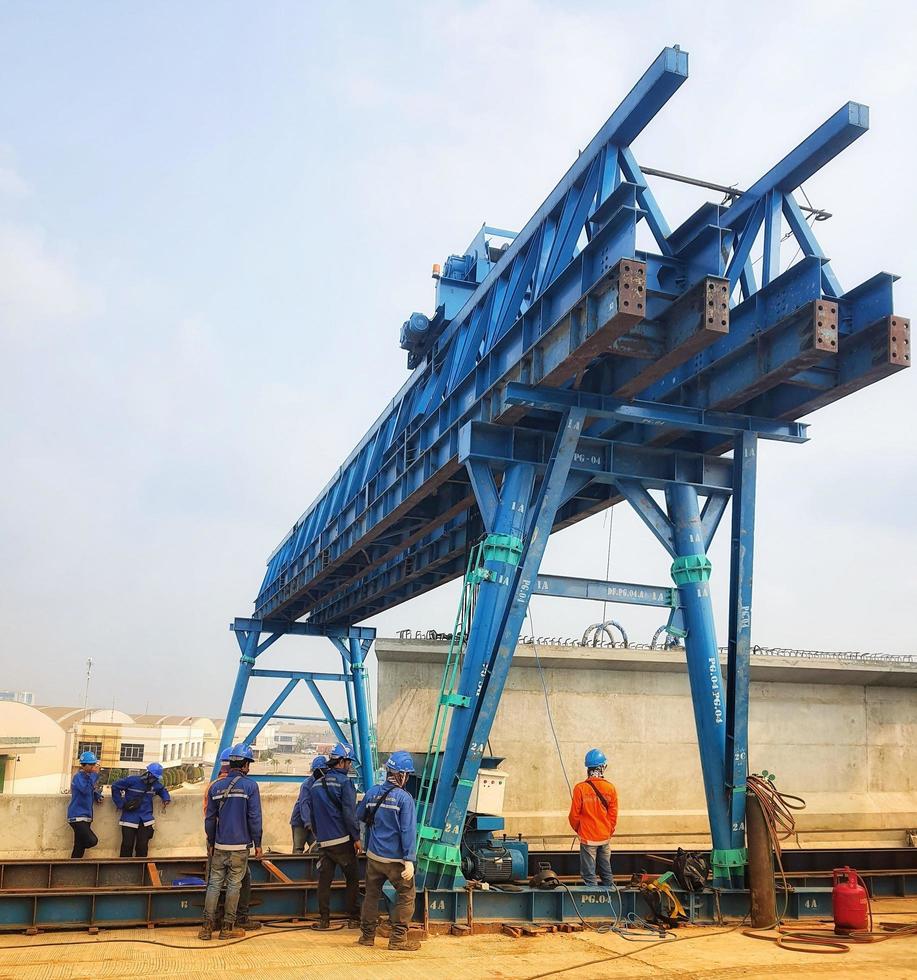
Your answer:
[600,508,613,625]
[0,921,323,951]
[523,923,744,979]
[527,607,572,797]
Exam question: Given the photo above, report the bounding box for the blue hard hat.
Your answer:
[219,747,233,763]
[584,748,607,768]
[78,750,98,765]
[229,743,255,762]
[310,755,328,771]
[329,742,354,761]
[385,751,415,774]
[146,763,164,779]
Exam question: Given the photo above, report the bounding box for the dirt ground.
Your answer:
[0,901,915,980]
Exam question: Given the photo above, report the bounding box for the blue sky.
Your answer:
[1,1,915,720]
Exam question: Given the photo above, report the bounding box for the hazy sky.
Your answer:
[2,2,915,724]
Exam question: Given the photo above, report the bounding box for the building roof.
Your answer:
[131,714,193,726]
[36,706,135,726]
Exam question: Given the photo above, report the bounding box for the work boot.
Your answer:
[237,916,262,931]
[347,917,361,929]
[312,917,331,930]
[219,923,246,940]
[197,920,213,941]
[357,927,376,947]
[388,929,421,951]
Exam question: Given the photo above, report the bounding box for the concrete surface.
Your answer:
[376,640,917,846]
[1,901,916,980]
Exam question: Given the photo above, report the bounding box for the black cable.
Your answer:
[524,923,744,979]
[0,921,335,951]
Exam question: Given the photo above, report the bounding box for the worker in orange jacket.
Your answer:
[568,748,618,886]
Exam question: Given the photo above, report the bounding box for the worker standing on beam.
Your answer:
[291,754,326,853]
[111,762,171,857]
[568,748,618,886]
[199,746,259,931]
[356,751,419,951]
[307,742,361,929]
[67,751,104,859]
[199,743,263,941]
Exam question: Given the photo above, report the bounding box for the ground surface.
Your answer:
[0,903,915,980]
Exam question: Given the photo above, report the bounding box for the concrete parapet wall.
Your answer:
[376,640,917,847]
[0,787,301,860]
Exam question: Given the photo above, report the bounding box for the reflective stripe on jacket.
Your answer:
[67,770,101,822]
[356,780,417,862]
[204,772,263,850]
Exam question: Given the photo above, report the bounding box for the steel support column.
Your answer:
[213,628,261,776]
[340,650,358,751]
[424,462,537,836]
[348,636,376,791]
[725,432,757,862]
[664,485,732,882]
[418,410,586,889]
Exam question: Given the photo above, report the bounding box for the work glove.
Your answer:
[401,861,415,881]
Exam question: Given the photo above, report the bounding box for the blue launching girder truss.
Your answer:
[218,46,909,885]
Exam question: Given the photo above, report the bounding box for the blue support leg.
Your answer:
[213,627,261,777]
[664,484,733,884]
[342,658,358,752]
[418,409,586,888]
[348,636,376,791]
[725,432,758,880]
[426,462,536,834]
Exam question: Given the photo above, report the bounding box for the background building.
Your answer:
[0,691,35,706]
[0,703,224,794]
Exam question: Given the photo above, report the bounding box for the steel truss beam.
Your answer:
[251,75,902,626]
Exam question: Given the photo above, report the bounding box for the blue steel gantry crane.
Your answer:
[217,46,909,893]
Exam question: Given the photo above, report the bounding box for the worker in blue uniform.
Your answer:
[307,741,361,929]
[111,762,171,858]
[67,750,104,858]
[291,754,326,853]
[356,751,419,951]
[199,743,263,941]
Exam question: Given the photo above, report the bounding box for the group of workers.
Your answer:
[68,740,617,946]
[67,750,171,859]
[199,741,419,951]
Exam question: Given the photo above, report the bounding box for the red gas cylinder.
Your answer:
[832,866,869,932]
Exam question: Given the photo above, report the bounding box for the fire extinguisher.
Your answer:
[832,866,869,932]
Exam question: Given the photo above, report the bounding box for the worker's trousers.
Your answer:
[579,842,613,886]
[203,849,249,925]
[119,823,154,858]
[317,842,360,921]
[69,821,98,859]
[361,857,415,940]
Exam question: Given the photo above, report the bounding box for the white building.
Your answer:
[0,703,222,795]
